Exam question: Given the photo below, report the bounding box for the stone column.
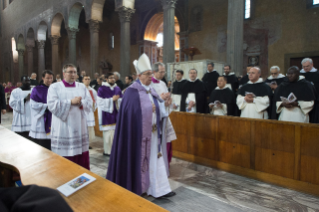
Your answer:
[18,49,25,78]
[67,28,79,65]
[37,40,46,75]
[227,0,244,76]
[89,20,100,77]
[51,36,60,76]
[178,31,189,62]
[162,0,178,66]
[26,46,34,76]
[118,6,135,79]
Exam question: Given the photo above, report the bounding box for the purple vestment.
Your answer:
[98,85,122,126]
[30,84,52,134]
[106,80,167,195]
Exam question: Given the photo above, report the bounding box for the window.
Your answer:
[245,0,251,19]
[314,0,319,5]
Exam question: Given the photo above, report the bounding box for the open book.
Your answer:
[209,100,221,107]
[280,92,297,103]
[266,81,277,86]
[245,92,256,98]
[171,94,181,109]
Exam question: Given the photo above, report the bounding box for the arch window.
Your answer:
[245,0,251,19]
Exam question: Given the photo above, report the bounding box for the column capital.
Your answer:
[50,36,61,45]
[17,49,24,56]
[67,27,79,39]
[89,20,100,33]
[161,0,178,10]
[117,6,135,23]
[37,40,46,49]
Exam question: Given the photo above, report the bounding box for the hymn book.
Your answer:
[209,100,221,107]
[171,94,182,108]
[266,81,277,86]
[280,92,297,103]
[57,173,96,197]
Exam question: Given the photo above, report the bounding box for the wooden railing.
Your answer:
[170,112,319,197]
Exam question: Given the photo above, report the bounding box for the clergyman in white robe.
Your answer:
[85,86,97,145]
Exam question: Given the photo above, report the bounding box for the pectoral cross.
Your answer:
[158,152,162,158]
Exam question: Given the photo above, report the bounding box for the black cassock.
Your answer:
[223,73,239,91]
[300,71,319,92]
[264,76,287,86]
[180,79,207,113]
[239,74,249,86]
[202,71,220,97]
[208,87,237,116]
[172,79,187,95]
[271,78,316,121]
[238,81,273,119]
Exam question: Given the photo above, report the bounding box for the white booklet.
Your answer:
[171,94,182,109]
[280,92,297,103]
[209,100,221,107]
[57,173,96,197]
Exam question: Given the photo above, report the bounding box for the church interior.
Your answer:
[1,0,319,211]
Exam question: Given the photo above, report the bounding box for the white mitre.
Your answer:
[133,53,152,75]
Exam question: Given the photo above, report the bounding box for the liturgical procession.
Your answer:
[1,0,319,211]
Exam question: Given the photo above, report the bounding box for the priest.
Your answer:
[47,64,92,170]
[29,70,53,150]
[97,73,122,156]
[223,65,239,91]
[82,75,97,149]
[265,66,287,91]
[239,65,254,87]
[300,58,319,92]
[237,67,273,119]
[151,62,177,166]
[107,54,175,198]
[272,66,315,123]
[9,76,32,139]
[208,76,237,116]
[181,69,207,113]
[171,70,186,112]
[202,62,219,98]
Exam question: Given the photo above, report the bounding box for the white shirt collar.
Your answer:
[267,73,285,80]
[300,67,317,73]
[177,79,185,82]
[248,78,264,84]
[215,86,228,90]
[298,75,305,81]
[207,70,217,73]
[188,78,199,82]
[102,82,117,89]
[223,72,235,76]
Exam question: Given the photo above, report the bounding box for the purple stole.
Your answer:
[98,85,123,126]
[30,84,52,134]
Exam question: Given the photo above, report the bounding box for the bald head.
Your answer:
[248,67,261,83]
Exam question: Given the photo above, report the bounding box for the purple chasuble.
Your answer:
[30,84,52,134]
[106,80,163,195]
[98,85,123,126]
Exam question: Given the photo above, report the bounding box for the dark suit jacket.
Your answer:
[0,85,7,123]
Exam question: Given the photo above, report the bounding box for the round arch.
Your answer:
[26,28,35,47]
[51,13,65,36]
[17,34,25,51]
[38,21,48,41]
[144,13,180,50]
[69,2,85,29]
[91,0,106,22]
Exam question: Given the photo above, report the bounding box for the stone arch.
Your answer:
[38,21,48,41]
[144,13,180,50]
[91,0,106,22]
[26,28,35,47]
[68,2,85,29]
[17,34,25,51]
[51,13,65,37]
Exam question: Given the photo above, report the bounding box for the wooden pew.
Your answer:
[170,112,319,197]
[94,109,103,137]
[0,126,167,212]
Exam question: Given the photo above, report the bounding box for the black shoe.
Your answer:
[103,153,110,156]
[89,146,93,149]
[161,192,176,198]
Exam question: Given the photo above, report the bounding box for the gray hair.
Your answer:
[251,66,261,74]
[114,72,121,78]
[31,73,37,76]
[62,64,77,73]
[152,62,165,72]
[189,68,198,74]
[270,66,280,72]
[301,58,313,65]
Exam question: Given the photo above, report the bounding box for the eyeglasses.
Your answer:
[271,73,278,76]
[65,71,77,75]
[142,72,153,76]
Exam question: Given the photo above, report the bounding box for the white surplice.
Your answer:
[210,86,228,116]
[47,82,92,157]
[29,99,50,139]
[151,78,177,143]
[9,88,32,132]
[237,78,270,119]
[85,86,97,127]
[142,84,171,198]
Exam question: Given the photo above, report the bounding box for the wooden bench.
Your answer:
[0,126,167,212]
[170,112,319,197]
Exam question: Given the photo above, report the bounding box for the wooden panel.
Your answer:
[189,136,217,160]
[94,109,102,137]
[169,112,188,135]
[300,126,319,185]
[218,118,251,168]
[294,126,301,180]
[0,126,167,212]
[254,122,295,179]
[172,134,188,153]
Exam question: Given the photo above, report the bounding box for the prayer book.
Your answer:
[171,94,181,108]
[280,92,297,103]
[209,100,221,106]
[245,92,256,98]
[266,81,277,86]
[57,173,96,197]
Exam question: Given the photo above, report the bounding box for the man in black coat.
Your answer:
[202,62,219,98]
[0,84,6,123]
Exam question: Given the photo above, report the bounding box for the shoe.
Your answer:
[89,146,93,149]
[103,153,110,156]
[161,192,176,198]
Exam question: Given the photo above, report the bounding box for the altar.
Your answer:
[166,59,225,81]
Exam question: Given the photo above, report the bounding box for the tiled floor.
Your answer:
[3,112,319,211]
